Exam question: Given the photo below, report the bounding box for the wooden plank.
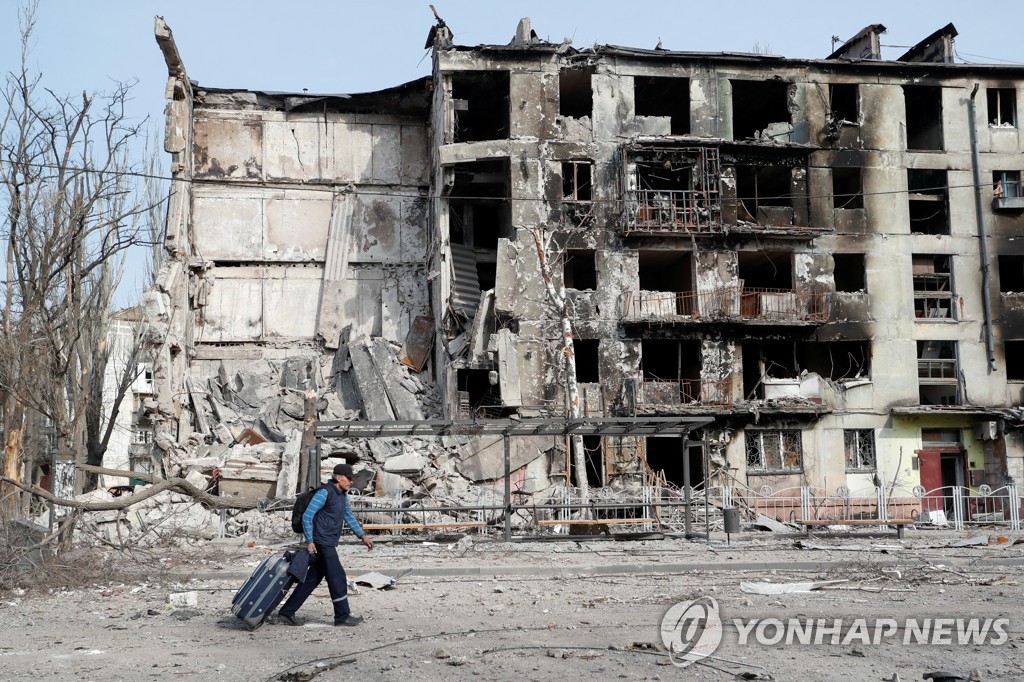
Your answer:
[801,519,913,526]
[361,522,487,530]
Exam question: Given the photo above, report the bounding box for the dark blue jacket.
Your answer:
[302,481,364,547]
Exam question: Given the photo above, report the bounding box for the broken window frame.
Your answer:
[833,253,866,293]
[993,170,1021,199]
[561,160,594,227]
[844,429,877,472]
[634,75,691,136]
[746,429,803,474]
[559,66,594,119]
[912,254,955,321]
[987,87,1017,128]
[828,83,859,126]
[563,248,597,291]
[916,340,961,406]
[731,79,792,141]
[903,84,944,151]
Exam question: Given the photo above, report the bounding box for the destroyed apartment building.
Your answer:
[135,17,1024,526]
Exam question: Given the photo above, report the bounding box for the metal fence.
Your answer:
[345,482,1021,537]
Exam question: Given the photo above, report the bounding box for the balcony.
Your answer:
[638,379,733,407]
[623,287,831,324]
[625,189,721,235]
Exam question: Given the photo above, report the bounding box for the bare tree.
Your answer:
[0,2,161,509]
[530,225,590,508]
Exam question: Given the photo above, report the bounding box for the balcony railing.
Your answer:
[918,359,958,382]
[625,189,720,234]
[638,379,733,406]
[623,287,831,323]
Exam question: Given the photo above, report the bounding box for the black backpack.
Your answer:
[291,484,331,534]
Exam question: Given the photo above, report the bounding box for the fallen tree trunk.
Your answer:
[1,464,274,513]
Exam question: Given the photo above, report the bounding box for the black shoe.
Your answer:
[334,615,364,627]
[278,613,302,626]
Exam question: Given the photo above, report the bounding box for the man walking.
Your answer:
[278,463,373,626]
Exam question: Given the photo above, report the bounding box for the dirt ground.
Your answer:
[2,529,1023,681]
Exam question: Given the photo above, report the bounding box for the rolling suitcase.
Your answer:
[231,554,294,630]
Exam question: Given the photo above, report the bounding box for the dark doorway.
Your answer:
[569,435,604,488]
[646,436,702,488]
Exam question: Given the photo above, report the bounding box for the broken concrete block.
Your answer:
[383,453,427,475]
[348,339,395,420]
[375,470,413,496]
[455,436,549,482]
[166,591,198,608]
[184,469,209,492]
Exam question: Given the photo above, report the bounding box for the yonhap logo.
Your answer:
[660,597,724,667]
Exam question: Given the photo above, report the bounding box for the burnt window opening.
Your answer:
[456,368,513,418]
[903,85,943,151]
[451,71,510,142]
[731,79,791,141]
[844,429,876,472]
[736,165,794,226]
[907,169,949,235]
[988,88,1017,127]
[1005,341,1024,381]
[917,340,960,406]
[573,339,600,383]
[640,340,701,403]
[746,429,803,473]
[645,436,705,488]
[564,249,597,290]
[738,250,792,290]
[638,251,693,292]
[559,66,594,119]
[448,159,512,248]
[569,435,604,487]
[913,254,954,320]
[829,83,859,124]
[998,255,1024,293]
[634,76,690,135]
[994,171,1022,199]
[799,341,871,381]
[742,340,798,399]
[832,167,864,210]
[833,253,866,293]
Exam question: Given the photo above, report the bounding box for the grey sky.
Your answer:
[2,1,1023,304]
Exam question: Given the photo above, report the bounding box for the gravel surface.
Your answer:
[2,530,1022,681]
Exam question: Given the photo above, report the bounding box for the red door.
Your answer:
[918,450,945,513]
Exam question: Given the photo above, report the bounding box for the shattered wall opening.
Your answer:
[731,79,790,140]
[573,339,600,383]
[998,255,1024,292]
[903,85,943,150]
[917,340,960,405]
[563,248,597,290]
[833,253,866,292]
[738,250,792,289]
[449,159,512,293]
[912,254,954,320]
[736,164,795,226]
[832,166,864,210]
[828,83,859,124]
[799,341,871,380]
[907,169,949,235]
[644,436,701,488]
[634,76,690,135]
[640,339,701,404]
[568,434,604,487]
[987,87,1016,127]
[1005,341,1024,381]
[626,146,721,233]
[451,71,510,142]
[456,368,510,417]
[742,340,798,399]
[559,66,594,119]
[638,250,693,291]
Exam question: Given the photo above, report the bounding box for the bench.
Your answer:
[801,518,914,540]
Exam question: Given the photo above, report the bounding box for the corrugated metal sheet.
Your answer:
[450,244,481,315]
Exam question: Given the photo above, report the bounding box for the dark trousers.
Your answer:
[279,544,350,623]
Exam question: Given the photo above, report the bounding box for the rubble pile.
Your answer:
[73,336,576,546]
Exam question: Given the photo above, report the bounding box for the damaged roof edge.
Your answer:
[195,76,432,116]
